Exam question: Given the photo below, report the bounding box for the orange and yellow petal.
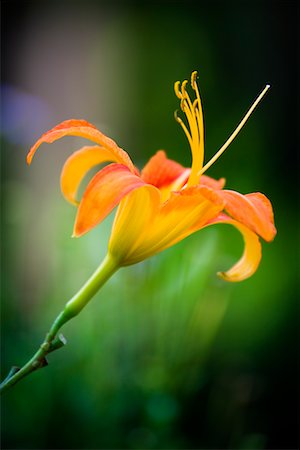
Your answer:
[207,213,262,282]
[60,145,137,206]
[109,185,161,264]
[27,119,135,172]
[109,185,224,265]
[141,150,187,188]
[219,190,276,242]
[158,185,225,251]
[74,163,147,237]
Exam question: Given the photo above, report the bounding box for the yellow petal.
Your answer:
[109,184,161,265]
[207,213,262,282]
[109,185,224,265]
[61,145,123,205]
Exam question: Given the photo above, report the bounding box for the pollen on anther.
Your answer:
[174,81,182,99]
[174,110,181,123]
[181,80,188,95]
[191,71,198,89]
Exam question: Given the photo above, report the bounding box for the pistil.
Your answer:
[197,84,270,176]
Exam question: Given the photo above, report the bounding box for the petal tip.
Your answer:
[72,227,83,238]
[266,225,277,242]
[217,271,228,281]
[219,177,226,189]
[217,271,240,283]
[72,224,82,238]
[26,153,33,165]
[67,198,80,207]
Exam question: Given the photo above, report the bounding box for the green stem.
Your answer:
[0,254,118,394]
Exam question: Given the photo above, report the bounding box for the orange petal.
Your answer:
[219,190,276,242]
[27,119,135,172]
[200,174,226,190]
[61,145,127,205]
[208,213,262,282]
[141,150,187,188]
[74,163,146,237]
[152,186,225,252]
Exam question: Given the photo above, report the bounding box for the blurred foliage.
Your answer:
[1,1,298,449]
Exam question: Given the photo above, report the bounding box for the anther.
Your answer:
[174,81,182,99]
[174,110,181,122]
[191,71,198,89]
[181,80,188,95]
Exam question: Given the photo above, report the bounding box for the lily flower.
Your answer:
[27,72,276,282]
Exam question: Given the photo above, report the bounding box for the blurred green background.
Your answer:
[1,1,298,449]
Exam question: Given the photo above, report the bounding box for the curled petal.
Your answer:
[60,145,128,205]
[207,213,262,282]
[220,190,276,241]
[74,164,147,237]
[27,119,135,172]
[141,150,187,188]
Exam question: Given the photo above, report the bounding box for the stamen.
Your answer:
[178,80,200,148]
[181,80,188,95]
[174,109,181,122]
[174,110,194,149]
[191,71,204,149]
[191,71,198,89]
[182,100,199,144]
[173,71,206,187]
[197,84,270,176]
[182,83,195,115]
[174,81,182,99]
[187,71,205,186]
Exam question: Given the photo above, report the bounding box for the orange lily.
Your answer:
[0,74,277,393]
[27,72,276,282]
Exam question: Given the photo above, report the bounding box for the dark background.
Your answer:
[1,1,298,449]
